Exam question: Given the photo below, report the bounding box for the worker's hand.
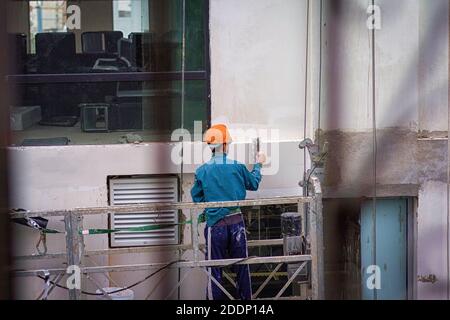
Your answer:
[256,152,266,165]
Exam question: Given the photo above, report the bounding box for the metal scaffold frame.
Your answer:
[11,176,323,300]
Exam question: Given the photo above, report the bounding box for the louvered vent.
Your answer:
[109,176,179,247]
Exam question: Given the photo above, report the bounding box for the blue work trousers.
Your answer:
[204,216,252,300]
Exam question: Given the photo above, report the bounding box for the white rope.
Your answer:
[303,0,310,196]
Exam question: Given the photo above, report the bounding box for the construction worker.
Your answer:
[190,124,266,300]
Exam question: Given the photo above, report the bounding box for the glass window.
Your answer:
[117,1,132,18]
[7,0,209,146]
[113,0,149,35]
[29,1,68,53]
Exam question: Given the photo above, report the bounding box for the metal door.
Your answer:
[361,198,408,300]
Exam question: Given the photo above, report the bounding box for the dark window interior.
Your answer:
[323,198,361,300]
[7,0,209,146]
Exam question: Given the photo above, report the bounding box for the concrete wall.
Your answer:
[320,0,427,194]
[321,0,448,133]
[321,0,430,132]
[319,0,449,299]
[10,0,448,300]
[417,181,449,300]
[418,0,449,133]
[320,0,374,131]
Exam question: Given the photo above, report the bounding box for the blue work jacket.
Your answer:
[190,153,262,227]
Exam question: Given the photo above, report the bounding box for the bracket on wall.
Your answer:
[299,138,328,189]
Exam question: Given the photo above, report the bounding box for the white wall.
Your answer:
[417,181,449,300]
[320,0,448,133]
[210,0,310,141]
[418,0,449,132]
[320,0,374,131]
[319,0,449,300]
[375,0,420,130]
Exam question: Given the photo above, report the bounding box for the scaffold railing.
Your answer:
[11,176,323,300]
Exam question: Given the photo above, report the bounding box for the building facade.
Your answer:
[4,0,449,300]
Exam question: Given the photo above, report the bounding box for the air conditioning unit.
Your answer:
[109,176,179,247]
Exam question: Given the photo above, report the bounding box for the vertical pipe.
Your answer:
[317,0,323,144]
[65,213,84,300]
[203,0,211,128]
[64,214,76,300]
[447,0,450,300]
[179,0,187,301]
[316,190,324,299]
[180,0,186,203]
[309,176,324,300]
[302,0,311,242]
[371,0,378,301]
[191,209,199,265]
[303,0,310,196]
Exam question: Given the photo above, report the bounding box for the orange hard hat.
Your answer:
[204,124,232,145]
